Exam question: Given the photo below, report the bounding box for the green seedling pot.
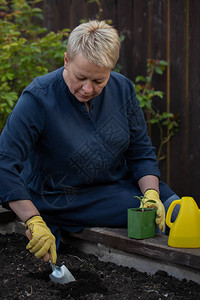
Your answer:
[127,208,157,239]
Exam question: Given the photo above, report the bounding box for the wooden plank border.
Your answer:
[70,227,200,271]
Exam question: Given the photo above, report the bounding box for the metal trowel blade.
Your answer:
[49,263,76,284]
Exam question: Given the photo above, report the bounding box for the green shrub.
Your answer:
[0,0,69,132]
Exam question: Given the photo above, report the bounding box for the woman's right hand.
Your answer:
[26,228,52,263]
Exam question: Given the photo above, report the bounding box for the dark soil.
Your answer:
[0,233,200,300]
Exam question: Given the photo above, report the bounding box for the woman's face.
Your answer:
[63,52,111,102]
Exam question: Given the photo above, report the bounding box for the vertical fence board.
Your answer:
[149,0,168,183]
[86,1,100,20]
[131,0,148,80]
[102,0,118,26]
[71,0,87,29]
[169,0,187,197]
[43,0,57,31]
[55,0,72,30]
[150,0,168,105]
[188,0,200,201]
[117,0,133,78]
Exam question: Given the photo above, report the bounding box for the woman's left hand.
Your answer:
[141,189,165,232]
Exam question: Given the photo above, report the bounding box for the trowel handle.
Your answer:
[166,199,181,228]
[25,229,50,262]
[25,228,32,241]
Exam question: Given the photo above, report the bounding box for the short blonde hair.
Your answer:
[67,20,120,69]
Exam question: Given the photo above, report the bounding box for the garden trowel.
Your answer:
[26,229,75,284]
[49,260,75,284]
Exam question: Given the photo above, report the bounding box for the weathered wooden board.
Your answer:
[70,227,200,271]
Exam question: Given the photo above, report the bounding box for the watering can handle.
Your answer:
[166,199,181,228]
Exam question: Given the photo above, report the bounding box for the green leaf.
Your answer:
[159,60,168,66]
[154,91,163,98]
[149,119,159,124]
[119,35,125,42]
[88,0,98,3]
[155,66,163,75]
[135,75,145,83]
[146,76,152,83]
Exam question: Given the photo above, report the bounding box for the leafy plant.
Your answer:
[0,0,70,132]
[134,195,156,212]
[134,59,180,161]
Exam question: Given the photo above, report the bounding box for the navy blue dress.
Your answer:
[0,67,175,239]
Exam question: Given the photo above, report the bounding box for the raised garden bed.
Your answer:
[1,206,200,299]
[1,233,200,300]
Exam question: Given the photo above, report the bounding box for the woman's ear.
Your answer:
[64,52,69,68]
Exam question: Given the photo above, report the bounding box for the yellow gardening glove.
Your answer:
[26,216,57,263]
[141,189,165,232]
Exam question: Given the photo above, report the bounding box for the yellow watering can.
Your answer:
[166,196,200,248]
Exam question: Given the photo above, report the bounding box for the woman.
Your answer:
[0,20,179,264]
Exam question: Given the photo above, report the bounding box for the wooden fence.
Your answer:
[41,0,200,202]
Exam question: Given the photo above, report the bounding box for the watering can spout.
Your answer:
[166,196,200,248]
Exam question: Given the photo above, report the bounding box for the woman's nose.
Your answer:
[82,81,93,94]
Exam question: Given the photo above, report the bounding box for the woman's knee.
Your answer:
[163,194,180,222]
